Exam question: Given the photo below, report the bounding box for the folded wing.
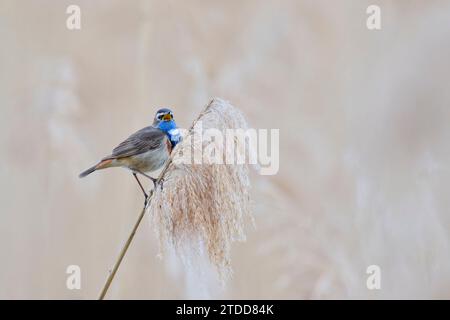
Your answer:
[104,126,166,160]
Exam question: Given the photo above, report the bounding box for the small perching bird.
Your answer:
[79,108,181,204]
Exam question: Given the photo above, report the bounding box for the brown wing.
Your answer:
[103,126,166,160]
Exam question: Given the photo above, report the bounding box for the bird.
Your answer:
[79,108,181,205]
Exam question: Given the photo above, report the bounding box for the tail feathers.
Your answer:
[79,159,113,178]
[79,165,97,178]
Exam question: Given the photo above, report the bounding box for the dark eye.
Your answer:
[158,114,163,120]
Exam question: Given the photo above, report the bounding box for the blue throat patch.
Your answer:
[158,120,181,147]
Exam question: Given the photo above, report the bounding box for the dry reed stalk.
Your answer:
[98,98,252,298]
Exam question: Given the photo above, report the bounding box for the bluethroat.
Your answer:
[79,108,181,204]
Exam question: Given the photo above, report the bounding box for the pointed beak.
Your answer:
[163,113,173,121]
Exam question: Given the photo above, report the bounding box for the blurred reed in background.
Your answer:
[1,0,450,299]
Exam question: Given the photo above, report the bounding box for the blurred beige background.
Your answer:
[1,0,450,299]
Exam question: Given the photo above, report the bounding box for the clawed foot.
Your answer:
[150,177,164,191]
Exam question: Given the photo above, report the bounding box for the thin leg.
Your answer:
[133,173,148,205]
[135,170,159,189]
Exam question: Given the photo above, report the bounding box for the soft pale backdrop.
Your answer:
[1,0,450,299]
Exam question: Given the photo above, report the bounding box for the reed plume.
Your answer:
[149,98,253,280]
